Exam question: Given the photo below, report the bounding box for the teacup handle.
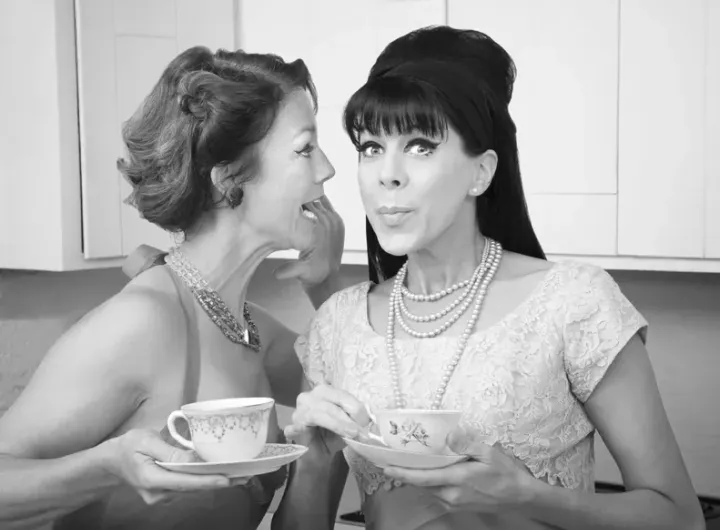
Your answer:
[166,410,195,450]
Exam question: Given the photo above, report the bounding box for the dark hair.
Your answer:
[343,26,545,283]
[118,46,317,233]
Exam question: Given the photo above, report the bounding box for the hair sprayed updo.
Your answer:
[343,26,545,283]
[118,46,317,233]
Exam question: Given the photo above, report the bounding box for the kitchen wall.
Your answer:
[1,260,719,498]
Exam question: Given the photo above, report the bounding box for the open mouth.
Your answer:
[300,201,318,221]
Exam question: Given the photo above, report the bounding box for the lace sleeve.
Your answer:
[562,264,648,403]
[293,293,340,388]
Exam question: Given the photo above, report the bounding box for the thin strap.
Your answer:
[165,268,202,406]
[123,245,201,406]
[122,244,168,279]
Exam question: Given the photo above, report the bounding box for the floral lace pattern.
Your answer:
[295,261,648,496]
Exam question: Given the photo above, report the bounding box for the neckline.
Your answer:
[360,260,564,341]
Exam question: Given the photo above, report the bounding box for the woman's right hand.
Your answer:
[284,384,371,456]
[100,428,237,505]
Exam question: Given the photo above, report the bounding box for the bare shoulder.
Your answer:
[51,265,187,378]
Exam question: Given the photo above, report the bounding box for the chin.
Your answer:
[288,224,315,252]
[375,232,420,257]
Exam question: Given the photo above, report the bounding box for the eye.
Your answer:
[296,143,315,158]
[358,141,383,158]
[406,138,439,157]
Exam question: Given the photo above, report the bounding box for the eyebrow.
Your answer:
[295,125,316,137]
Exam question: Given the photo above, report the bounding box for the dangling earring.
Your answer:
[227,187,244,208]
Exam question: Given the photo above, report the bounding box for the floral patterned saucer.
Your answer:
[343,437,467,470]
[156,443,307,477]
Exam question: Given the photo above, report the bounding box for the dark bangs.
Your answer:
[343,76,450,147]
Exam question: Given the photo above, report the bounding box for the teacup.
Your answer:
[167,397,274,462]
[373,409,462,455]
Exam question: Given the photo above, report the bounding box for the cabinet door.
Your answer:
[75,0,235,259]
[448,0,619,195]
[706,0,720,258]
[239,0,446,255]
[617,0,706,258]
[1,0,81,270]
[527,195,617,256]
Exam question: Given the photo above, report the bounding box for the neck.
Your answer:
[405,227,486,296]
[176,211,276,316]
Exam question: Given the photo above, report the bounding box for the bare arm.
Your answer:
[271,446,349,530]
[520,335,705,529]
[250,303,305,408]
[302,271,346,311]
[0,288,223,526]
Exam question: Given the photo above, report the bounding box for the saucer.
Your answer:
[156,443,308,478]
[344,437,467,470]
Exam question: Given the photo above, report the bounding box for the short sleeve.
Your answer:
[293,292,340,388]
[561,264,648,403]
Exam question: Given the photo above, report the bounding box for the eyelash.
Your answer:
[357,138,440,158]
[296,143,315,157]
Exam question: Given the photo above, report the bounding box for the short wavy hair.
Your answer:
[117,46,317,233]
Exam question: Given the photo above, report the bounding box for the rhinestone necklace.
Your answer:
[386,238,502,409]
[165,247,261,351]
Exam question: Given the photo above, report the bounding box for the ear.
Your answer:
[468,149,498,197]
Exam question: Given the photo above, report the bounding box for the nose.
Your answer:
[379,152,407,189]
[315,147,335,184]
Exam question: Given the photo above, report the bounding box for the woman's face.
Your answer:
[241,89,335,251]
[357,126,487,257]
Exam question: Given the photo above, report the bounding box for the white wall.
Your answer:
[1,261,719,499]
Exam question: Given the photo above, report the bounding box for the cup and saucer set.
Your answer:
[156,397,307,478]
[343,408,468,470]
[155,397,466,478]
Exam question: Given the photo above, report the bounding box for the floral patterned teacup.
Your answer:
[374,409,462,455]
[167,397,274,462]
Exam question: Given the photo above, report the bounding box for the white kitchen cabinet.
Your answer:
[617,0,706,258]
[526,195,617,256]
[0,0,234,271]
[447,0,620,258]
[238,0,446,263]
[76,0,236,259]
[4,1,720,272]
[705,0,720,259]
[448,0,620,196]
[0,0,84,271]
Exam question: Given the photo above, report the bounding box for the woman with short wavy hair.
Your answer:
[0,46,344,530]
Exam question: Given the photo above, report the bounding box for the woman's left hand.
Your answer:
[382,427,537,514]
[274,195,345,286]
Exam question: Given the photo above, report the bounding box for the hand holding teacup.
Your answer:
[285,384,372,455]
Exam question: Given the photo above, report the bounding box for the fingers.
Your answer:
[317,194,337,214]
[446,428,495,462]
[284,423,311,441]
[139,462,231,492]
[309,385,371,426]
[294,399,360,438]
[133,429,196,464]
[382,462,477,488]
[273,259,305,281]
[308,196,344,234]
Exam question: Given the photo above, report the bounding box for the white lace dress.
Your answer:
[295,261,648,530]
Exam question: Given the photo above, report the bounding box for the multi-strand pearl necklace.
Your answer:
[385,238,502,409]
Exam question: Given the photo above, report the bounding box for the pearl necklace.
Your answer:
[386,238,502,409]
[397,241,491,327]
[166,248,261,351]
